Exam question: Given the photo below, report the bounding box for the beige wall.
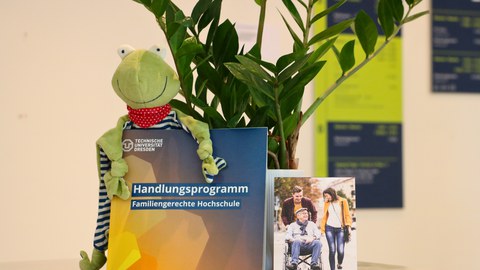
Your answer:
[1,0,478,269]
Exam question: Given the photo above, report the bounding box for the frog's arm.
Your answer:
[173,109,226,183]
[96,115,130,200]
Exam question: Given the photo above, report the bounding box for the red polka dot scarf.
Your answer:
[127,104,172,128]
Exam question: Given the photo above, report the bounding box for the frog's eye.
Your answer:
[149,45,166,59]
[117,45,135,59]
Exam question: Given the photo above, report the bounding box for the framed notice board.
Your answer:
[432,0,480,93]
[315,0,403,208]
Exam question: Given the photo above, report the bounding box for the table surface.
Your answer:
[0,259,408,270]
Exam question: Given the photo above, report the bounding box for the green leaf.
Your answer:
[385,0,404,23]
[210,95,219,110]
[175,38,201,100]
[244,53,277,74]
[286,61,326,93]
[224,63,275,100]
[170,99,203,120]
[405,0,415,6]
[150,0,170,18]
[219,76,249,120]
[268,136,279,153]
[308,18,354,46]
[403,11,429,24]
[276,53,296,74]
[203,107,227,127]
[277,52,312,84]
[254,0,263,6]
[238,52,277,74]
[198,0,221,34]
[226,112,244,128]
[354,10,378,58]
[276,50,307,73]
[297,0,308,10]
[279,12,303,49]
[190,96,226,124]
[413,0,423,6]
[280,61,326,105]
[194,77,209,98]
[247,106,270,127]
[165,8,188,53]
[282,0,306,33]
[176,37,203,58]
[235,55,275,83]
[378,0,395,38]
[196,61,222,95]
[247,43,261,59]
[191,0,212,23]
[307,38,336,64]
[248,86,276,115]
[137,0,151,6]
[310,0,346,24]
[338,40,356,74]
[212,20,239,66]
[282,112,301,138]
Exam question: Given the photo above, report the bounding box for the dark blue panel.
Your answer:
[432,0,480,93]
[327,122,403,208]
[433,0,480,10]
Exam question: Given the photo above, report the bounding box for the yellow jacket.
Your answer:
[320,197,353,233]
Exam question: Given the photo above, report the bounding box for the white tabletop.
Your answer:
[0,259,408,270]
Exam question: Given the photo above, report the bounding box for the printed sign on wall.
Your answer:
[432,0,480,93]
[315,0,403,208]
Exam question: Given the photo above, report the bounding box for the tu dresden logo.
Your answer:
[122,139,134,152]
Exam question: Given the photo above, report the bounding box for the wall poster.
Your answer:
[432,0,480,93]
[314,0,403,208]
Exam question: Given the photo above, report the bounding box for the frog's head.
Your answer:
[111,45,180,109]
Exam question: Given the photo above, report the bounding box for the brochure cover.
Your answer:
[273,177,357,270]
[107,127,268,270]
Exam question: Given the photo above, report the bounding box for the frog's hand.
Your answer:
[174,109,227,182]
[202,156,227,183]
[174,110,212,158]
[96,115,130,200]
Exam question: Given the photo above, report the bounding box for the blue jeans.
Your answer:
[290,239,322,265]
[325,225,345,270]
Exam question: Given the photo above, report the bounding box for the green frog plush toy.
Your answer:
[79,45,226,270]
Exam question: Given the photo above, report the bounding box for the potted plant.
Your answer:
[131,0,427,170]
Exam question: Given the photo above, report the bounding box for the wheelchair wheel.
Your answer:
[283,242,290,270]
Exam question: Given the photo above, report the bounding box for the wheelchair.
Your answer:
[283,240,322,270]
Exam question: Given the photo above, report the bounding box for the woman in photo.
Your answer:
[320,187,352,270]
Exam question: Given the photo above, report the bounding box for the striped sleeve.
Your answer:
[93,149,111,251]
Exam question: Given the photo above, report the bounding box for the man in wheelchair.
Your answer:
[285,208,322,270]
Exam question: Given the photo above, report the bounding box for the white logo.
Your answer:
[123,139,134,152]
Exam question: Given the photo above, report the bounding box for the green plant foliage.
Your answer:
[132,0,428,169]
[355,11,378,58]
[378,0,395,38]
[338,40,356,75]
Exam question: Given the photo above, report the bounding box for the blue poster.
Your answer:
[432,0,480,92]
[327,122,403,208]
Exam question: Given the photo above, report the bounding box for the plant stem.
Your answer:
[294,0,314,115]
[268,151,281,169]
[303,0,314,47]
[274,85,288,169]
[257,0,267,51]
